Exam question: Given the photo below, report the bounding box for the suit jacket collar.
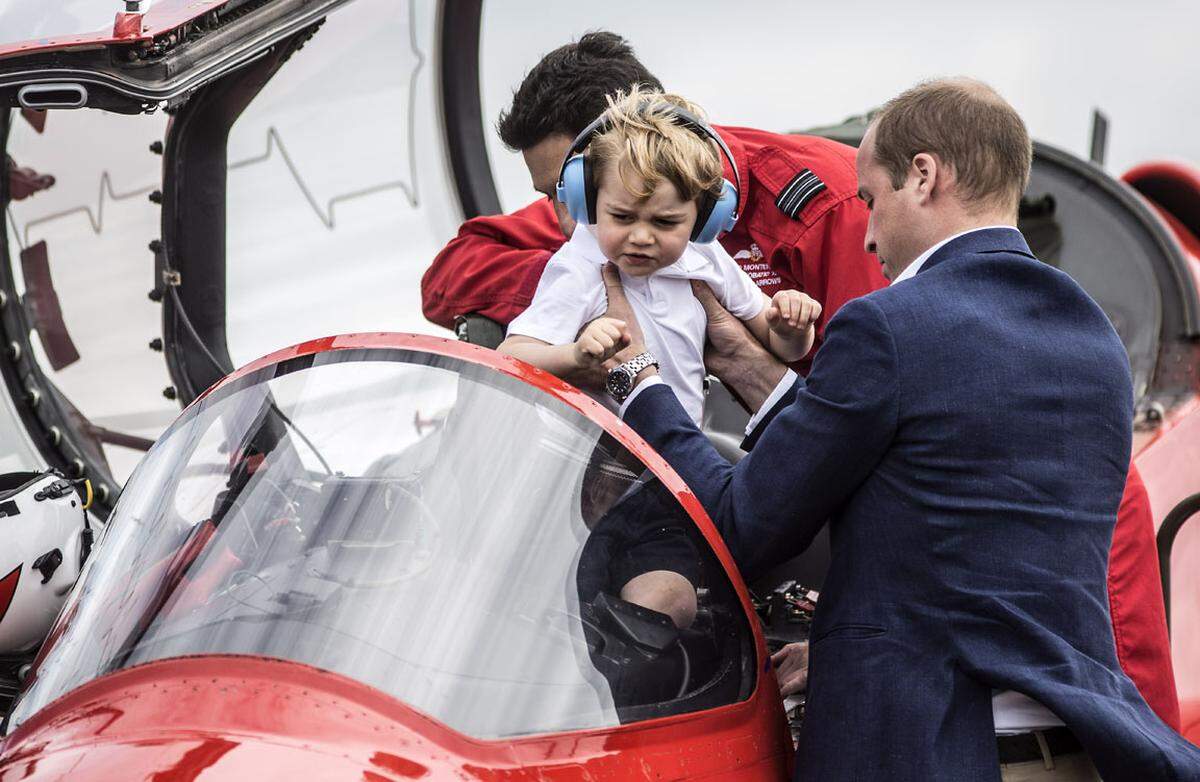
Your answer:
[918,226,1034,276]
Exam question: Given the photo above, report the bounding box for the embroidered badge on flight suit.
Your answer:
[774,169,827,220]
[732,243,782,289]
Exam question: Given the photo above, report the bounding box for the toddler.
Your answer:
[498,89,822,629]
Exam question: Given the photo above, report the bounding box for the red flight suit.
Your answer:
[1112,465,1181,729]
[419,126,1179,728]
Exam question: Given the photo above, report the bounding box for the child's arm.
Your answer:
[699,242,819,364]
[498,317,629,376]
[498,336,585,376]
[741,290,822,363]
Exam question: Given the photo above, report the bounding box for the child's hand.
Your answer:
[766,290,822,335]
[573,317,629,367]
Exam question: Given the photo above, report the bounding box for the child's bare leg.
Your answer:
[620,570,698,629]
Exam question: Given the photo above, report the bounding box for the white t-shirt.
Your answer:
[507,225,765,423]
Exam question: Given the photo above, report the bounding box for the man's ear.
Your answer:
[909,152,939,204]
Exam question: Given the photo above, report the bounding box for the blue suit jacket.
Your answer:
[624,228,1200,781]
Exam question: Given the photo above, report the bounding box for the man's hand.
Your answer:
[600,263,647,362]
[691,281,787,414]
[573,317,629,367]
[771,641,809,697]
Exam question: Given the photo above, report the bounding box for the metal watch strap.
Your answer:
[606,351,658,403]
[620,352,657,377]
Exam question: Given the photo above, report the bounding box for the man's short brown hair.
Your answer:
[871,78,1032,213]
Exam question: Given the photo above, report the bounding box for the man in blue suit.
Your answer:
[598,78,1200,780]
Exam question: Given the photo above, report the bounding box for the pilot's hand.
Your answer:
[574,317,630,368]
[771,641,809,697]
[691,280,786,414]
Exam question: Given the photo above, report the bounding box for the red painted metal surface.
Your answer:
[111,12,145,41]
[1124,161,1200,205]
[0,333,793,780]
[1123,161,1200,745]
[1185,704,1200,749]
[0,567,19,626]
[1123,160,1200,289]
[0,656,790,781]
[0,0,229,61]
[1136,402,1200,747]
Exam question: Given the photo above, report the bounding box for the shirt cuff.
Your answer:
[743,370,798,436]
[619,375,665,418]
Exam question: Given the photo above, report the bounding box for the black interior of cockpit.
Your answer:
[572,447,751,718]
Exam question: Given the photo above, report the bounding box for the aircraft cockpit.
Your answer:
[4,336,759,741]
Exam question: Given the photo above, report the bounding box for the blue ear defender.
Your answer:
[554,105,741,242]
[556,154,590,226]
[692,179,738,244]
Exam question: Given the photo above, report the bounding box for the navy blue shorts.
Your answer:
[576,478,702,606]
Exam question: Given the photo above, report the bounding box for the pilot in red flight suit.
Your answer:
[419,30,1181,732]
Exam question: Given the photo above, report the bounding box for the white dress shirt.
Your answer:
[891,224,1020,284]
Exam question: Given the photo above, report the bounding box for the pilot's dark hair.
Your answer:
[496,31,664,151]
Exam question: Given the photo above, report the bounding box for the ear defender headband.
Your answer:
[555,106,741,244]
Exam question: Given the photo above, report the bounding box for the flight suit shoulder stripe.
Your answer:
[774,172,808,210]
[781,174,818,212]
[775,169,827,220]
[784,177,825,215]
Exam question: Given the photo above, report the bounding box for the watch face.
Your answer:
[606,369,633,400]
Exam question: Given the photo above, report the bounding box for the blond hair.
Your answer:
[871,77,1032,214]
[588,86,724,205]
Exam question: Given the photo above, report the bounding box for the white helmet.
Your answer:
[0,472,92,654]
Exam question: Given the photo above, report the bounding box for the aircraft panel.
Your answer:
[225,0,460,368]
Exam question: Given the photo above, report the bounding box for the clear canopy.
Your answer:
[7,346,753,738]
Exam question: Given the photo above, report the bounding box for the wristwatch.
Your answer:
[605,352,659,403]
